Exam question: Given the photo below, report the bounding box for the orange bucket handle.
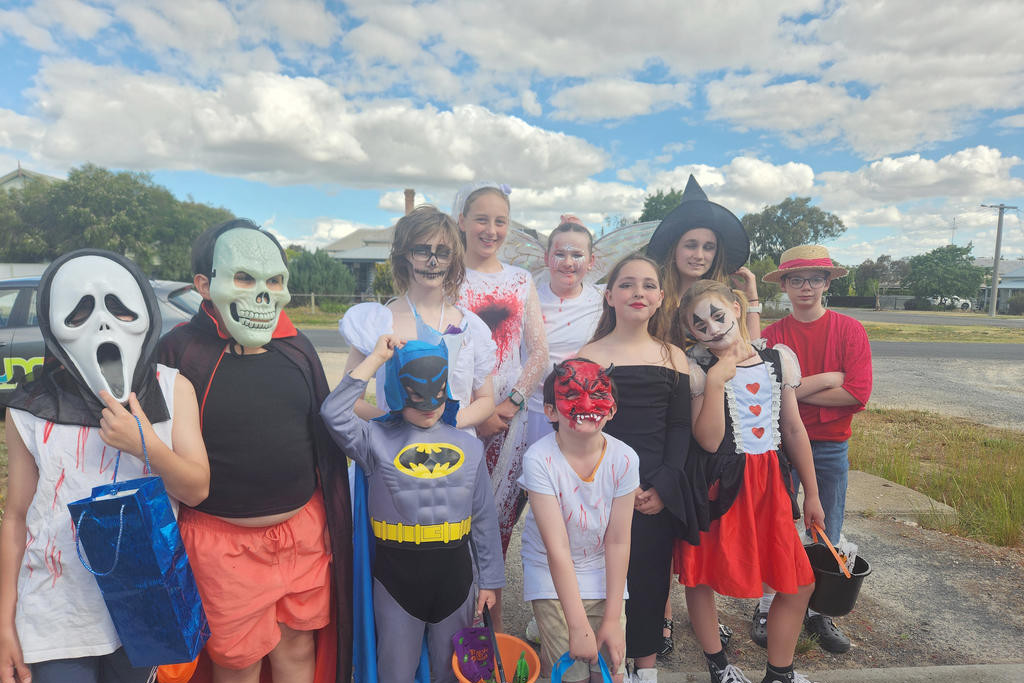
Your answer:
[810,521,852,579]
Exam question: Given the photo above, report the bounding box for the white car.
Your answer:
[927,295,973,311]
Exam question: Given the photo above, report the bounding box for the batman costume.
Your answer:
[320,340,504,683]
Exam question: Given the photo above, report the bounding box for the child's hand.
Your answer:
[475,589,496,618]
[568,622,599,664]
[476,411,509,438]
[596,618,625,674]
[98,391,152,460]
[708,358,736,385]
[634,487,665,515]
[729,266,759,301]
[369,334,405,363]
[803,493,826,534]
[0,626,31,683]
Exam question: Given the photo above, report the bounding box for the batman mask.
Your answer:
[381,340,459,426]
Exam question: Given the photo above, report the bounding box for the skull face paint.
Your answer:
[689,296,741,349]
[553,359,615,428]
[47,255,150,402]
[209,228,291,348]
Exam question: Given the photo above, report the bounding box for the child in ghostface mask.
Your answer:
[518,359,637,683]
[672,280,824,683]
[0,249,209,683]
[320,334,504,683]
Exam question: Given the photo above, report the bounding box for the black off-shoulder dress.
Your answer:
[603,365,701,659]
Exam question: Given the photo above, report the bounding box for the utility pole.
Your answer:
[981,203,1018,316]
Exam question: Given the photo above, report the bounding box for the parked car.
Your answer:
[926,295,973,311]
[0,277,202,393]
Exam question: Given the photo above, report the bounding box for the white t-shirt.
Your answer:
[518,432,640,601]
[11,365,177,663]
[527,282,604,415]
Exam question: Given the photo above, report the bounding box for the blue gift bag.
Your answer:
[67,422,209,667]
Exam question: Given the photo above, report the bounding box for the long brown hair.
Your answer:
[672,279,750,348]
[657,228,727,339]
[390,205,466,301]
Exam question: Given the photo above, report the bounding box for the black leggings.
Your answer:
[625,508,676,659]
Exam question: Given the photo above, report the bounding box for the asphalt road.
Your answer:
[831,307,1024,328]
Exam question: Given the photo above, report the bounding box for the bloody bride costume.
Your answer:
[320,339,504,683]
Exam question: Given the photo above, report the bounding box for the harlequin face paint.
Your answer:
[553,359,615,427]
[689,296,741,349]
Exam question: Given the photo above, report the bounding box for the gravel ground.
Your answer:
[869,357,1024,431]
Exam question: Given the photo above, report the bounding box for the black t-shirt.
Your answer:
[194,347,317,517]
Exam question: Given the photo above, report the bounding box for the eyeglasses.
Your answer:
[784,275,828,288]
[408,245,453,263]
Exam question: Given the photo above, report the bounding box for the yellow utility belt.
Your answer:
[371,517,472,545]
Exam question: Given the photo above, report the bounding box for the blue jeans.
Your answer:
[30,648,151,683]
[791,439,850,544]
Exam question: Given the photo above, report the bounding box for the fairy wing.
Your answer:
[499,223,547,276]
[589,220,660,283]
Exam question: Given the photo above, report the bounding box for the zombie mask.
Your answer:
[689,297,741,349]
[209,228,290,348]
[43,251,157,403]
[384,340,453,413]
[553,359,615,427]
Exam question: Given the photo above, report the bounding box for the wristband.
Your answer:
[747,303,762,313]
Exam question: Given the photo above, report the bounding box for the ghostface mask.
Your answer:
[381,340,459,426]
[552,358,615,427]
[46,253,152,403]
[209,228,291,348]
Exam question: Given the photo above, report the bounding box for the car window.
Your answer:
[26,288,38,326]
[168,287,203,316]
[0,289,19,328]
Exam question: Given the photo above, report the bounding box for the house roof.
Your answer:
[331,244,392,262]
[325,226,395,254]
[0,166,61,191]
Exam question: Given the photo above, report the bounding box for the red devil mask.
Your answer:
[553,359,615,426]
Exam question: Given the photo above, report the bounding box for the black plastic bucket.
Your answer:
[805,544,871,617]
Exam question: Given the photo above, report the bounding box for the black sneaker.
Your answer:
[719,621,733,650]
[657,618,673,657]
[804,613,851,653]
[709,661,752,683]
[750,605,768,648]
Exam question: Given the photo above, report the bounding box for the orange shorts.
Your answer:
[179,491,332,669]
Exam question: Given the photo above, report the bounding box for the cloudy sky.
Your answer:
[2,0,1023,265]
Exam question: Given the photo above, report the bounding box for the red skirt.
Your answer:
[674,450,814,598]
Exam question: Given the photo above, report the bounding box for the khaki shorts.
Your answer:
[531,598,627,681]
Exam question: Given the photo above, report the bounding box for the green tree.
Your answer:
[638,188,685,222]
[288,249,356,295]
[904,243,984,299]
[742,197,845,263]
[828,266,853,296]
[372,261,395,299]
[746,256,781,303]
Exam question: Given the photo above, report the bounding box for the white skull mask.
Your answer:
[48,255,150,403]
[208,228,291,348]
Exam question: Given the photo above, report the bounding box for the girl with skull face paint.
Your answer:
[158,220,353,683]
[0,249,209,683]
[671,280,824,683]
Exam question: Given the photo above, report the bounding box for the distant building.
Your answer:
[978,260,1024,313]
[326,226,396,294]
[0,165,61,192]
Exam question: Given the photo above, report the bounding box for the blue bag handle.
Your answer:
[551,651,613,683]
[74,416,148,575]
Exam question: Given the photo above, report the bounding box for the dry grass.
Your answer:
[849,408,1024,547]
[858,321,1023,343]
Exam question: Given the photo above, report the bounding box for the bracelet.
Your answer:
[748,303,763,313]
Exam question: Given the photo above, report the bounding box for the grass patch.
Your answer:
[850,408,1024,547]
[858,321,1023,343]
[285,309,344,328]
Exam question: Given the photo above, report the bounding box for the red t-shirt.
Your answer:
[763,310,872,441]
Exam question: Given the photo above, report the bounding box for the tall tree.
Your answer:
[904,243,984,298]
[742,197,845,263]
[288,249,356,295]
[638,188,685,222]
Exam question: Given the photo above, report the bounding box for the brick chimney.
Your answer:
[404,189,415,215]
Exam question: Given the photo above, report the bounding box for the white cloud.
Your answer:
[550,80,691,122]
[31,0,112,41]
[996,114,1024,128]
[12,61,607,190]
[282,218,389,251]
[0,8,58,51]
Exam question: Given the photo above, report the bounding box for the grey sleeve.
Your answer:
[319,374,374,474]
[469,452,506,590]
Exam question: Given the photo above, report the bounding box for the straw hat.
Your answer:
[762,245,848,283]
[644,175,750,274]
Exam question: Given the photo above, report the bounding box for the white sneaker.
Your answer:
[634,668,657,682]
[525,616,540,644]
